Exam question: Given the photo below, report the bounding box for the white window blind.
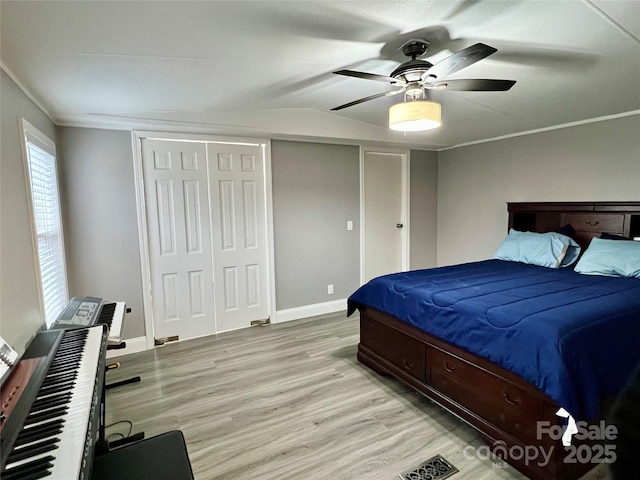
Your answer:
[21,119,68,326]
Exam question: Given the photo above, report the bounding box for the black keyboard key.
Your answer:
[15,419,64,447]
[7,437,59,463]
[2,455,55,480]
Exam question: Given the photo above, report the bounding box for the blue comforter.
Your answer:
[347,260,640,420]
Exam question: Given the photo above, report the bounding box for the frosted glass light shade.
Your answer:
[389,101,441,131]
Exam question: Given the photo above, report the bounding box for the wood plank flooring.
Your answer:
[105,313,611,480]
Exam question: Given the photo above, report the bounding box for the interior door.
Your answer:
[141,139,215,340]
[363,150,408,283]
[208,143,269,332]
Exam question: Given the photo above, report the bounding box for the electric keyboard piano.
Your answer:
[1,325,108,480]
[50,297,126,345]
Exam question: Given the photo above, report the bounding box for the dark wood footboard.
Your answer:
[357,306,605,480]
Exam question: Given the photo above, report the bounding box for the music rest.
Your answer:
[91,430,194,480]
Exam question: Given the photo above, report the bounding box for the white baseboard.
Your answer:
[274,298,347,323]
[106,336,148,359]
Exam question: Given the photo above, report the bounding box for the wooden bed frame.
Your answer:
[355,201,640,480]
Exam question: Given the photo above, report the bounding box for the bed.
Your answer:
[347,202,640,480]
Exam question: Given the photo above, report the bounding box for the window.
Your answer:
[20,119,68,326]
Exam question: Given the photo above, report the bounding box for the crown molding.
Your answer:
[438,110,640,152]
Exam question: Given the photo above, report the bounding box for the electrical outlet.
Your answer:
[328,284,334,295]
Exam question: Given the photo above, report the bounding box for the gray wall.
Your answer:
[409,150,438,269]
[57,127,144,339]
[1,70,58,354]
[271,140,360,310]
[437,114,640,266]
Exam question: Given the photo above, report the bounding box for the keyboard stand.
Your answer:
[105,307,142,391]
[104,340,144,449]
[106,341,141,390]
[107,375,141,389]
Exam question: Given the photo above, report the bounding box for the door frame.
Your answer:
[359,146,411,285]
[132,130,275,349]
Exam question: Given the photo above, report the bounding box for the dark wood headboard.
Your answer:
[507,201,640,251]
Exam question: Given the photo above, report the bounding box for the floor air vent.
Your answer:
[398,455,458,480]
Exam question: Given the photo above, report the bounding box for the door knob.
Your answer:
[396,223,403,229]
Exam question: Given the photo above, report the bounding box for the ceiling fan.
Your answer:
[331,39,516,111]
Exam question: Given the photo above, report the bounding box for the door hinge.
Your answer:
[154,335,179,346]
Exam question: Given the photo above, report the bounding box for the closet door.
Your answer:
[208,143,270,332]
[141,139,216,340]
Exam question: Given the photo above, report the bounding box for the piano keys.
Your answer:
[96,301,125,345]
[1,325,108,480]
[50,297,126,344]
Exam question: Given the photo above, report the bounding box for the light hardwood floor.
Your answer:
[105,313,610,480]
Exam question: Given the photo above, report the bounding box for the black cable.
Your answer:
[104,419,133,441]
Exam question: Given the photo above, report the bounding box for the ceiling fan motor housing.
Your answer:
[401,39,430,58]
[391,60,434,82]
[391,39,434,82]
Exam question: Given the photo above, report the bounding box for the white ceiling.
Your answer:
[2,0,639,149]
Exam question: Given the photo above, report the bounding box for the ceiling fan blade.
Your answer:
[331,89,404,111]
[432,79,516,91]
[334,69,402,85]
[424,43,497,80]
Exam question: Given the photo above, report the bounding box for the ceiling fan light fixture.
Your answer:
[389,100,441,132]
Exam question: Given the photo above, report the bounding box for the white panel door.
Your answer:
[208,143,269,332]
[363,150,407,282]
[142,139,215,340]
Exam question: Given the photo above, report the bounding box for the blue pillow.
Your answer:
[494,229,581,268]
[574,237,640,278]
